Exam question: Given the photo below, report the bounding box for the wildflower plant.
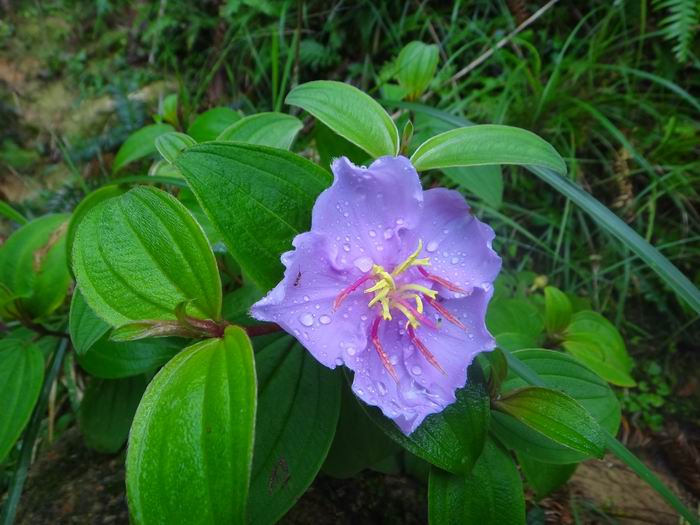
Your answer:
[2,70,699,525]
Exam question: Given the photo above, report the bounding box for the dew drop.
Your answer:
[303,295,310,302]
[411,366,423,375]
[357,388,364,395]
[360,314,368,321]
[299,313,314,327]
[451,256,460,264]
[368,229,377,238]
[426,240,439,252]
[335,358,344,366]
[347,347,357,356]
[315,303,321,310]
[343,212,349,218]
[354,256,373,273]
[396,218,405,225]
[377,382,387,395]
[383,228,393,239]
[319,314,332,325]
[342,243,351,252]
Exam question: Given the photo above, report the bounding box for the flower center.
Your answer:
[333,240,467,381]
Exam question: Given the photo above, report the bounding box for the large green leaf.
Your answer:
[517,452,577,498]
[544,286,572,335]
[493,386,606,459]
[0,338,44,462]
[175,142,331,291]
[562,310,635,386]
[155,132,197,164]
[69,289,110,356]
[286,80,399,158]
[442,165,503,209]
[217,112,303,149]
[113,124,175,173]
[0,213,70,320]
[396,41,439,100]
[410,125,567,174]
[187,107,242,142]
[79,376,147,453]
[72,186,222,326]
[247,335,340,524]
[429,440,525,525]
[363,365,489,475]
[487,298,544,340]
[77,336,183,379]
[126,327,257,525]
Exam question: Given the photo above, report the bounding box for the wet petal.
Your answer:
[349,288,495,434]
[405,188,501,298]
[310,156,423,269]
[250,232,372,368]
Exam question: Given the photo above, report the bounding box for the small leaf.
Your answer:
[286,80,399,158]
[217,112,303,149]
[429,440,525,525]
[517,452,577,498]
[77,336,183,379]
[187,107,242,142]
[494,386,606,459]
[126,327,257,525]
[155,132,196,164]
[69,289,109,355]
[0,338,44,462]
[562,310,635,386]
[0,201,28,225]
[72,186,222,326]
[363,365,489,475]
[79,376,147,453]
[175,142,330,291]
[161,94,179,126]
[442,165,503,209]
[544,286,573,334]
[487,298,544,340]
[411,125,567,175]
[247,335,341,525]
[113,124,175,173]
[0,214,70,320]
[396,41,439,100]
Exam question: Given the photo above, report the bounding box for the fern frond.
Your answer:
[653,0,699,63]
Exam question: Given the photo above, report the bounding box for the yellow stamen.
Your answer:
[365,280,388,294]
[394,302,419,328]
[372,264,396,289]
[368,287,389,307]
[381,299,392,320]
[392,240,430,276]
[398,283,437,299]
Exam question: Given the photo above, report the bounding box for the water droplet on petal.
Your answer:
[357,388,364,395]
[426,240,439,252]
[319,314,332,325]
[354,256,373,273]
[377,382,387,395]
[343,243,351,252]
[383,228,393,240]
[396,218,404,225]
[335,358,344,366]
[411,366,422,375]
[303,295,310,302]
[368,230,376,238]
[299,313,314,327]
[347,347,357,356]
[451,256,460,264]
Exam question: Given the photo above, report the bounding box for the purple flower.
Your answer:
[251,156,501,434]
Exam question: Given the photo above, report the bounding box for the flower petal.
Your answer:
[349,287,495,434]
[310,156,424,269]
[405,188,501,298]
[250,232,372,368]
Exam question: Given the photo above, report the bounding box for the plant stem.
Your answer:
[0,338,68,525]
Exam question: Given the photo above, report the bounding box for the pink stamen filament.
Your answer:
[371,316,399,382]
[334,274,374,310]
[407,325,446,375]
[423,296,465,329]
[394,298,437,330]
[417,266,467,293]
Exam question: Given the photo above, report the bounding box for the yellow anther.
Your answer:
[392,240,430,276]
[398,284,437,299]
[413,294,424,314]
[372,264,396,289]
[394,303,419,328]
[365,280,388,294]
[368,287,389,307]
[381,300,392,320]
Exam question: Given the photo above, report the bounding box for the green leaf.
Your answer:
[247,335,340,525]
[65,185,127,271]
[411,125,566,174]
[175,142,330,291]
[544,286,572,335]
[363,365,489,475]
[187,107,242,142]
[562,310,635,386]
[323,380,400,479]
[0,338,44,462]
[77,336,183,379]
[313,121,369,171]
[487,298,544,340]
[517,452,577,498]
[126,327,257,525]
[72,186,222,326]
[161,93,179,126]
[494,386,606,459]
[442,166,503,209]
[113,124,175,173]
[79,376,147,453]
[0,201,28,225]
[155,132,196,164]
[429,440,525,525]
[396,41,439,100]
[217,112,303,149]
[69,289,109,355]
[0,214,70,320]
[286,80,399,158]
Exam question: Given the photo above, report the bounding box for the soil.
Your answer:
[9,427,698,525]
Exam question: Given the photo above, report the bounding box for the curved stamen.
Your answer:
[371,316,398,381]
[334,273,374,310]
[417,266,467,293]
[423,295,465,330]
[407,325,446,375]
[394,298,437,330]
